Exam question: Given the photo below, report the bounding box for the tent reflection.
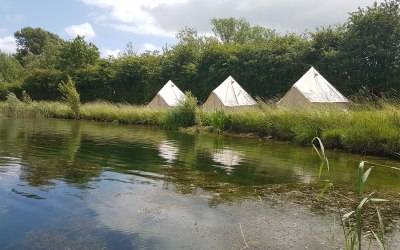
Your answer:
[212,149,243,174]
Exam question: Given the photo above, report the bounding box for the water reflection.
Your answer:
[212,148,243,174]
[158,140,179,165]
[1,117,400,249]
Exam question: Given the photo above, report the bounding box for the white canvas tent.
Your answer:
[203,76,258,110]
[148,80,185,108]
[277,67,350,107]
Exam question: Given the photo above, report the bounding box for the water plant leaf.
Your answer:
[370,198,389,202]
[371,230,385,250]
[311,137,323,160]
[342,210,355,220]
[312,137,330,177]
[363,166,373,183]
[377,208,386,249]
[319,162,324,178]
[358,161,365,196]
[364,161,400,172]
[317,182,332,199]
[357,194,373,211]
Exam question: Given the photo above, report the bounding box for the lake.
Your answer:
[0,117,399,249]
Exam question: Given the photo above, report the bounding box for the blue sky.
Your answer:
[0,0,382,57]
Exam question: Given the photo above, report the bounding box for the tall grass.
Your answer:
[0,97,166,126]
[205,102,400,156]
[80,101,166,126]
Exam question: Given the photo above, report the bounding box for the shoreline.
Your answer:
[1,100,400,158]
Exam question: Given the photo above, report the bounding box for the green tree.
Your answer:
[211,17,276,44]
[58,36,100,72]
[0,52,24,83]
[342,0,400,93]
[309,25,349,93]
[211,17,245,43]
[120,41,137,57]
[74,59,115,102]
[23,43,62,70]
[14,27,64,65]
[111,56,146,103]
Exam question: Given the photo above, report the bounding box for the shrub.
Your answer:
[21,90,32,104]
[22,69,68,101]
[4,92,24,117]
[58,76,81,118]
[164,92,198,129]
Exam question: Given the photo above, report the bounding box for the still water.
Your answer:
[0,117,399,249]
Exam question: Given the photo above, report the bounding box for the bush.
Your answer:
[164,92,198,129]
[58,76,81,118]
[22,69,68,101]
[21,90,32,104]
[4,92,24,117]
[0,82,7,100]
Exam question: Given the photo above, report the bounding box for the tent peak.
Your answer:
[147,80,185,108]
[203,75,257,109]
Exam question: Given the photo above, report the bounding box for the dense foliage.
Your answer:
[1,1,400,104]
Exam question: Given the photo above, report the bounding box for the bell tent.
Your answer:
[277,67,350,107]
[203,76,258,110]
[148,80,185,108]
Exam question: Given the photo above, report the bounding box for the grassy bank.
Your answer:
[0,99,166,126]
[1,97,400,157]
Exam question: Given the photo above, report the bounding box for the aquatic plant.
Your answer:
[311,137,397,250]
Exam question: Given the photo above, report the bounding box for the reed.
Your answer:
[312,138,391,250]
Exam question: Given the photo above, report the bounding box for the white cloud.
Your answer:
[112,24,174,37]
[142,43,160,52]
[0,35,16,54]
[80,0,385,37]
[79,0,187,36]
[101,48,121,58]
[65,22,96,40]
[148,0,387,34]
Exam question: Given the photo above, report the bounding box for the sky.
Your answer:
[0,0,382,57]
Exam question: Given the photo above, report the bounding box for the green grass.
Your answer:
[1,98,400,156]
[201,102,400,156]
[0,99,167,126]
[80,101,166,126]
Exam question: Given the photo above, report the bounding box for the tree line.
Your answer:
[1,0,400,104]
